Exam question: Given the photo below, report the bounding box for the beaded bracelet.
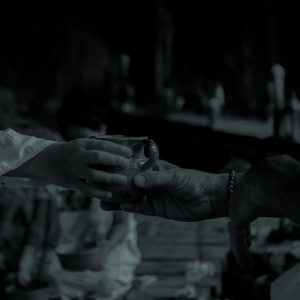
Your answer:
[227,170,236,219]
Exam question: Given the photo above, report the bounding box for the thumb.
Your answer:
[134,170,177,188]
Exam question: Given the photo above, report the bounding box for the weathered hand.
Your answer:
[120,162,229,222]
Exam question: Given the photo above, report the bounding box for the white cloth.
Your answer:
[0,128,55,186]
[54,207,140,299]
[102,213,141,285]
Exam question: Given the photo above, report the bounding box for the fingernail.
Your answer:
[135,175,146,186]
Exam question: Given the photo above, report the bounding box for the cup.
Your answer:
[90,135,159,203]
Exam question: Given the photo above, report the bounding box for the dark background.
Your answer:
[0,2,300,170]
[1,2,300,92]
[1,3,299,78]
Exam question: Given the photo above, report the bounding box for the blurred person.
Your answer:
[52,90,141,298]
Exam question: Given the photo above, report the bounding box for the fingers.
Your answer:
[134,170,177,188]
[83,139,133,158]
[228,220,254,271]
[81,167,127,185]
[82,150,130,169]
[75,180,112,199]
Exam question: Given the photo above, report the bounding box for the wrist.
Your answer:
[209,171,245,218]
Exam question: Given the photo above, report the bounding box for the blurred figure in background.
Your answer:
[55,88,141,298]
[0,18,140,299]
[0,50,65,293]
[0,124,62,294]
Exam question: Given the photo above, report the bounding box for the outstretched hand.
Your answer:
[118,160,229,221]
[101,156,300,272]
[9,138,133,199]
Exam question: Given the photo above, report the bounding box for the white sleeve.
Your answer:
[0,128,56,176]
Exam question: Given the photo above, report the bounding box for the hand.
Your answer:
[10,138,133,199]
[126,164,257,271]
[119,161,230,221]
